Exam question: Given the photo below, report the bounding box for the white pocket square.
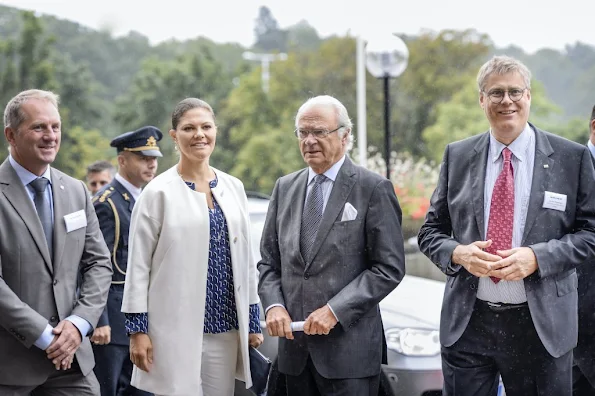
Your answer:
[341,202,358,222]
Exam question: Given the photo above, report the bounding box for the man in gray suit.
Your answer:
[0,89,112,395]
[573,104,595,396]
[418,56,595,396]
[258,95,405,396]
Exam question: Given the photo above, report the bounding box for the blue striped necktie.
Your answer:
[300,174,326,261]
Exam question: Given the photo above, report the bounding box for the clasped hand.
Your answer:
[46,320,82,371]
[452,240,538,281]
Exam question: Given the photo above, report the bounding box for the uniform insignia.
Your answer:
[122,192,130,201]
[98,187,115,203]
[146,136,157,147]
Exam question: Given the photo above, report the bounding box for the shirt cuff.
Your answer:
[249,304,262,334]
[125,312,148,334]
[327,303,339,322]
[66,315,92,338]
[34,324,55,350]
[265,303,285,315]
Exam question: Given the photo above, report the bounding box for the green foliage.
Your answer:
[54,126,112,178]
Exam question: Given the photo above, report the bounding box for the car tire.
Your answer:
[378,371,393,396]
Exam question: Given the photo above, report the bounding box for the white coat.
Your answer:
[121,166,259,396]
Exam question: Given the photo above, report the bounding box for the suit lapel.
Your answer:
[289,170,308,266]
[0,160,53,273]
[470,133,490,240]
[112,179,135,211]
[51,169,70,274]
[306,158,357,269]
[521,126,554,244]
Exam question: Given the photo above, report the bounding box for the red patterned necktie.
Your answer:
[486,147,514,284]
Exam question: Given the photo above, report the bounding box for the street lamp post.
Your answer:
[365,34,409,179]
[242,51,288,94]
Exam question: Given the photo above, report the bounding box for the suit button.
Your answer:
[50,316,58,323]
[304,273,310,280]
[19,335,25,341]
[53,279,58,285]
[470,283,476,290]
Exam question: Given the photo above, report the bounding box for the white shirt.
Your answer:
[115,173,142,201]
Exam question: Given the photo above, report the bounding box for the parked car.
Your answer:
[236,193,504,396]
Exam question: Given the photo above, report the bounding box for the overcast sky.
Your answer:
[1,0,591,53]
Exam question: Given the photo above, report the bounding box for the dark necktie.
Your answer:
[300,174,326,261]
[486,148,514,283]
[29,177,53,258]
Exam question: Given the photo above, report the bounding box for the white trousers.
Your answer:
[200,330,239,396]
[156,330,238,396]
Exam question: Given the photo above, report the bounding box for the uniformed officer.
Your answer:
[91,126,162,396]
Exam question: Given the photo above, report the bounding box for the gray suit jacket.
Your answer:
[258,157,405,379]
[418,124,595,358]
[0,159,112,385]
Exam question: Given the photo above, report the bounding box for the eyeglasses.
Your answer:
[294,126,343,140]
[483,88,527,104]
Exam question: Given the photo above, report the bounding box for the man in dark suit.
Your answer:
[573,105,595,396]
[86,160,115,197]
[91,126,162,396]
[0,89,112,395]
[418,56,595,396]
[258,95,405,396]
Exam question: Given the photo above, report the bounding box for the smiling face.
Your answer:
[480,71,531,144]
[5,98,61,175]
[169,107,216,163]
[297,104,347,174]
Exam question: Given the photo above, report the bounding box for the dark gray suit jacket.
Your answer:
[418,124,595,358]
[0,159,112,385]
[258,157,405,379]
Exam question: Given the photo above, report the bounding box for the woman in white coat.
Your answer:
[121,98,264,396]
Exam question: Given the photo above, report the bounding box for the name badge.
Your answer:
[543,191,567,212]
[64,210,87,232]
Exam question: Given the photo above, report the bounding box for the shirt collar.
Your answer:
[307,155,346,185]
[489,123,533,163]
[9,155,52,187]
[588,140,595,160]
[115,173,142,201]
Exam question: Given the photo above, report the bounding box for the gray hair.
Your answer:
[295,95,354,151]
[171,98,215,130]
[86,160,116,178]
[4,89,60,132]
[477,55,532,92]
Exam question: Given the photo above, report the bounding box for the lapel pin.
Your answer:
[543,164,549,169]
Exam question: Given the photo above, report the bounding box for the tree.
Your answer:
[113,50,235,173]
[253,6,287,52]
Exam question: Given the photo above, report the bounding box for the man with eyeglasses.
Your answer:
[418,55,595,396]
[258,95,405,396]
[573,105,595,396]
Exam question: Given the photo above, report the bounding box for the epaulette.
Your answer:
[97,187,116,203]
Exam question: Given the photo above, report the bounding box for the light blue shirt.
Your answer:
[305,155,346,212]
[9,156,91,350]
[587,140,595,159]
[477,124,535,304]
